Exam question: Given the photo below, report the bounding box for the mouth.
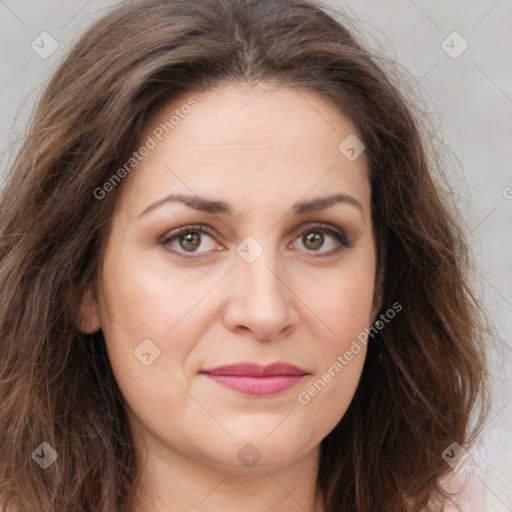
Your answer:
[200,362,308,396]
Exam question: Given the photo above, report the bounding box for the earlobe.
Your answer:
[76,286,101,334]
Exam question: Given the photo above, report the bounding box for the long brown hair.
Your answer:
[0,0,493,510]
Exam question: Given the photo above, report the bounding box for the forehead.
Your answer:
[146,82,363,154]
[116,83,370,217]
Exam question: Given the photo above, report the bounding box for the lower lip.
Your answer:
[202,374,306,396]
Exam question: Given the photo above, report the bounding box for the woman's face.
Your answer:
[80,83,382,470]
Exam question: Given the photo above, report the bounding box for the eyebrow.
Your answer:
[138,192,364,219]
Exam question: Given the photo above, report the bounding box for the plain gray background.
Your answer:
[1,0,511,506]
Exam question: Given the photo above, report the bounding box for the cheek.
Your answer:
[97,252,203,433]
[297,348,366,444]
[292,246,376,427]
[96,247,197,384]
[99,244,216,340]
[295,286,371,442]
[301,246,377,347]
[97,241,230,403]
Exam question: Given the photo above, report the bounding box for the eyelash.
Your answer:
[158,222,354,259]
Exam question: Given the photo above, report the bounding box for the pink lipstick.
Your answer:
[200,362,307,396]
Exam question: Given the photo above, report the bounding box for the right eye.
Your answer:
[158,224,224,258]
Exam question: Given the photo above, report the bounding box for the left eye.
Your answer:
[292,224,349,254]
[159,223,351,258]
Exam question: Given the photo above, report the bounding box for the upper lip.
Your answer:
[200,362,307,377]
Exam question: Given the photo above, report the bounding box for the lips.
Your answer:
[200,362,308,396]
[201,362,307,377]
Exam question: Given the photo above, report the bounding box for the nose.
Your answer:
[222,246,298,341]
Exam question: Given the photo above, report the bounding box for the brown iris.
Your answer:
[180,232,201,251]
[303,232,324,251]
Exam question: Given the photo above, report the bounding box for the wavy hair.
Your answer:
[0,0,493,510]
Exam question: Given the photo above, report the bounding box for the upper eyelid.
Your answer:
[161,221,344,241]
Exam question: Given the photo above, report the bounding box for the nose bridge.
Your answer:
[225,234,296,339]
[237,236,285,305]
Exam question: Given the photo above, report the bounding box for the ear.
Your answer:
[76,285,101,334]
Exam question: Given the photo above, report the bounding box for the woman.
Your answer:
[0,0,493,510]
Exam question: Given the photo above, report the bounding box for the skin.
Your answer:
[78,82,383,512]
